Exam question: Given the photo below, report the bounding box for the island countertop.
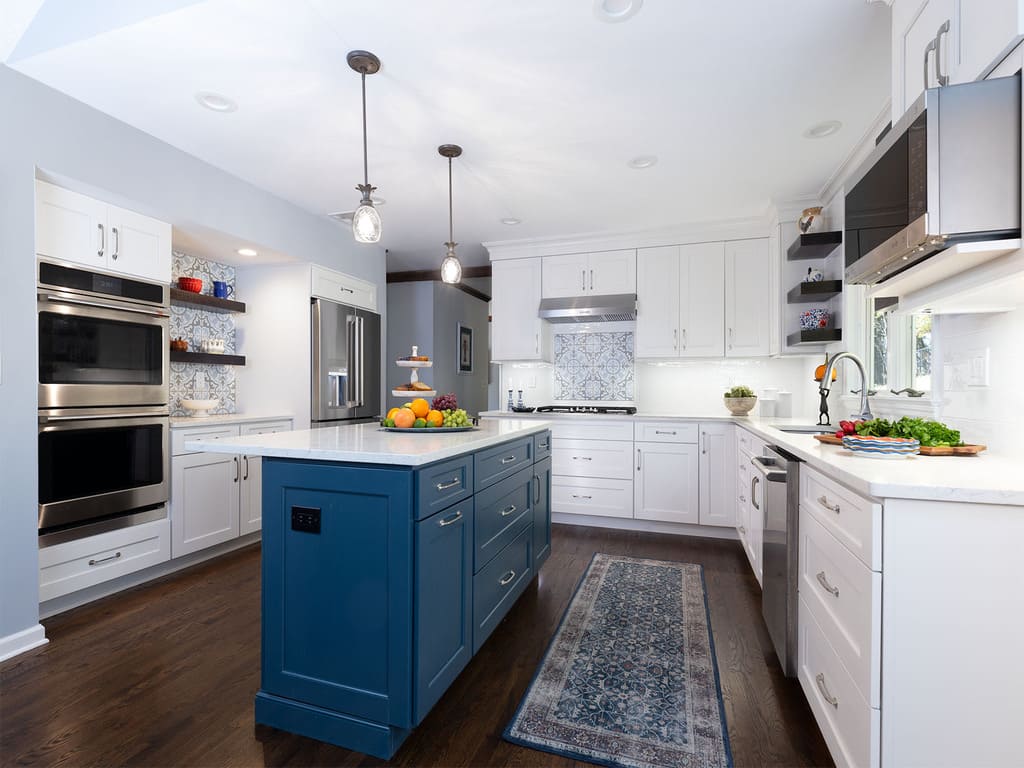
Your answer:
[184,418,551,466]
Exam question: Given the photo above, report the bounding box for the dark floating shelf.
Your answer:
[787,328,843,346]
[787,280,843,303]
[169,288,246,314]
[171,350,246,366]
[787,231,842,261]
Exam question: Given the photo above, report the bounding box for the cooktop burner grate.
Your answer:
[535,405,637,415]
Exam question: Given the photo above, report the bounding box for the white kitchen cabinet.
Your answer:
[238,419,295,535]
[35,180,171,282]
[634,442,699,525]
[310,264,378,312]
[171,451,241,558]
[736,427,765,583]
[635,246,680,357]
[697,423,734,527]
[725,238,771,357]
[541,250,635,298]
[491,258,550,361]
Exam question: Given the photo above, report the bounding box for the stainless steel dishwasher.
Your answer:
[751,445,800,677]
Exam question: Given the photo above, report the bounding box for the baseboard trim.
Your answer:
[0,623,48,662]
[552,514,739,541]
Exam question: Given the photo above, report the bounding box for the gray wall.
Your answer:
[385,281,435,411]
[0,64,385,644]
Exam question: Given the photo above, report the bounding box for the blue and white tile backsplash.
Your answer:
[553,330,634,401]
[169,251,237,416]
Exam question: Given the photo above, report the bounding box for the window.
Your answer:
[868,297,933,394]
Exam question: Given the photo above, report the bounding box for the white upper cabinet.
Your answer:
[491,258,550,362]
[635,246,681,357]
[35,180,171,283]
[725,238,771,357]
[541,250,635,298]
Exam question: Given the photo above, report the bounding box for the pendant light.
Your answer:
[347,50,382,243]
[439,144,463,284]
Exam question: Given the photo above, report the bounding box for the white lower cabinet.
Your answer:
[697,423,734,527]
[634,442,699,524]
[551,476,634,518]
[736,427,765,584]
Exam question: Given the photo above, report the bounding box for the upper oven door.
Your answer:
[38,291,170,409]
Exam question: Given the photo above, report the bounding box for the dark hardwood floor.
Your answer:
[1,525,832,767]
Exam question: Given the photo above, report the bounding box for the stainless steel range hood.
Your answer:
[537,294,637,323]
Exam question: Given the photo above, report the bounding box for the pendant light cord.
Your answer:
[448,157,454,244]
[361,72,369,188]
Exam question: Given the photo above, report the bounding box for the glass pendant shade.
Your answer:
[440,248,462,284]
[352,202,382,243]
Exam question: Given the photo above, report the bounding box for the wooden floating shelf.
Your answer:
[787,231,842,261]
[169,288,246,314]
[787,280,843,303]
[170,351,246,366]
[787,328,843,346]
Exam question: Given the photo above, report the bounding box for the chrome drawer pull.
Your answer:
[538,442,549,450]
[500,504,517,517]
[817,495,840,513]
[438,510,463,527]
[739,494,746,503]
[816,571,840,597]
[500,455,517,464]
[654,430,676,435]
[89,552,121,566]
[738,525,746,534]
[499,570,516,586]
[436,478,461,491]
[815,673,839,708]
[571,494,592,500]
[572,456,593,461]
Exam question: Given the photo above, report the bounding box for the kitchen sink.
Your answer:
[770,424,836,434]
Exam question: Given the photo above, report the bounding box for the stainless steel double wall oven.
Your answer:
[37,260,170,537]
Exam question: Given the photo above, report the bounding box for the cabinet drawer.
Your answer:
[533,430,552,461]
[552,476,633,518]
[239,419,293,436]
[311,264,377,311]
[800,510,881,708]
[417,455,473,520]
[801,466,881,570]
[634,421,698,443]
[551,438,633,479]
[474,438,532,491]
[473,525,533,653]
[736,427,766,458]
[173,424,240,456]
[549,421,634,441]
[39,517,171,602]
[799,597,880,768]
[474,466,533,573]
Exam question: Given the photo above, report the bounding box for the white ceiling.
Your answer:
[5,0,891,271]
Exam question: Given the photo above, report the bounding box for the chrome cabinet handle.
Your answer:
[728,327,734,350]
[438,510,462,527]
[581,269,586,291]
[499,570,516,586]
[233,456,239,483]
[111,227,119,260]
[750,475,760,511]
[534,474,541,504]
[654,430,676,435]
[97,223,105,257]
[435,478,461,491]
[500,504,517,517]
[571,455,593,461]
[673,328,677,350]
[816,571,840,598]
[702,431,707,454]
[923,36,937,90]
[89,551,121,566]
[738,525,746,534]
[243,455,250,481]
[816,673,839,708]
[500,455,517,464]
[681,328,687,349]
[739,494,746,503]
[637,447,641,471]
[935,20,950,86]
[590,269,594,291]
[571,494,592,500]
[538,441,549,450]
[817,495,840,514]
[535,333,539,354]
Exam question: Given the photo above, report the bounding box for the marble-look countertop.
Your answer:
[185,418,551,466]
[170,413,294,427]
[480,410,1024,506]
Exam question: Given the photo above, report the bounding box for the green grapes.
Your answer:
[441,408,470,428]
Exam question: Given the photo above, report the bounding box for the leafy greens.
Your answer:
[854,417,961,447]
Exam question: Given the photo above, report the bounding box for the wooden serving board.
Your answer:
[813,434,987,455]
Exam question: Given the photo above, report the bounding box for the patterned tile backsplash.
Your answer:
[169,251,237,416]
[553,330,634,401]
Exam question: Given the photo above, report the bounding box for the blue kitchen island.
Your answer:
[187,419,552,758]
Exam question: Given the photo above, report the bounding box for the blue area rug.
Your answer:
[504,554,732,768]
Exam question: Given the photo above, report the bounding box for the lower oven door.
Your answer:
[38,411,169,532]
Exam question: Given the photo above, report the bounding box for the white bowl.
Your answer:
[181,398,220,416]
[724,396,757,416]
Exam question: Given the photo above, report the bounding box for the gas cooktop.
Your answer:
[535,405,637,415]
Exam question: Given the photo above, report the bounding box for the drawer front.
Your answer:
[552,476,633,518]
[801,466,881,570]
[39,517,171,602]
[239,419,293,436]
[799,597,880,768]
[737,427,766,458]
[634,421,698,443]
[417,455,473,520]
[533,430,552,461]
[551,438,633,479]
[474,466,533,573]
[474,438,533,491]
[172,424,240,456]
[800,510,881,707]
[473,525,533,653]
[549,421,634,441]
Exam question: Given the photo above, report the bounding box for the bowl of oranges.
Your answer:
[380,396,475,432]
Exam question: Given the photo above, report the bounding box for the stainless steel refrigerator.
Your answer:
[311,297,381,426]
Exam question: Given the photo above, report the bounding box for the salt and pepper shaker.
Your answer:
[517,390,524,409]
[507,389,514,411]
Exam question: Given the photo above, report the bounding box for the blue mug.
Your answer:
[213,281,234,299]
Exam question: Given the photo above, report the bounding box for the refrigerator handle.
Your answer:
[345,315,358,408]
[357,316,366,407]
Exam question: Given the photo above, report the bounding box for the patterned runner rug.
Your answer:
[504,554,732,768]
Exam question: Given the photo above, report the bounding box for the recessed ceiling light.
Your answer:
[501,217,522,225]
[628,155,658,169]
[237,247,257,257]
[594,0,643,23]
[803,120,842,139]
[195,91,238,113]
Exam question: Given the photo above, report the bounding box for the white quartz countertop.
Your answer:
[170,413,294,427]
[185,418,551,466]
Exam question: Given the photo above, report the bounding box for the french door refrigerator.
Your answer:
[311,297,381,426]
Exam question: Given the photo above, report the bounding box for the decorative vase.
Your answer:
[798,206,823,234]
[800,308,831,330]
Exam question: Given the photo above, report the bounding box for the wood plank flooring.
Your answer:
[1,525,832,767]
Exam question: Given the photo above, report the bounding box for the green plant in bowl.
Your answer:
[723,385,757,416]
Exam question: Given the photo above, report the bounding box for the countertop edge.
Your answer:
[171,413,295,427]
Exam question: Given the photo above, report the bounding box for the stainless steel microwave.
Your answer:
[844,74,1021,285]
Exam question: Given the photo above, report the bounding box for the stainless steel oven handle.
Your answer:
[40,411,169,423]
[42,294,169,318]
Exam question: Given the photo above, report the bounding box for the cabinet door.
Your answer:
[897,0,957,114]
[587,249,636,295]
[170,452,240,558]
[680,242,725,358]
[415,501,473,724]
[107,205,171,282]
[635,246,680,358]
[958,1,1023,83]
[541,253,588,298]
[634,442,699,525]
[238,420,294,535]
[492,258,547,361]
[749,462,765,584]
[725,238,771,357]
[35,180,108,269]
[698,423,735,527]
[533,457,552,571]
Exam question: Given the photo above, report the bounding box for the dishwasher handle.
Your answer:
[750,455,788,483]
